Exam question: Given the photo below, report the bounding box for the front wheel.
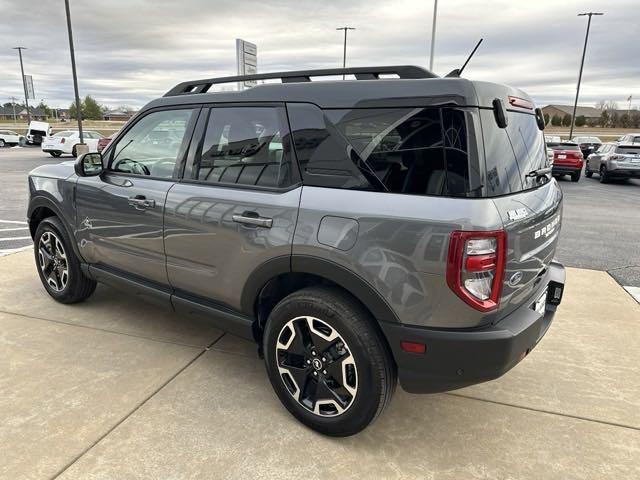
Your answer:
[49,152,62,158]
[34,216,97,303]
[263,287,396,436]
[0,139,5,147]
[585,165,593,178]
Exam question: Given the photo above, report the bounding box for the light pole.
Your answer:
[569,12,603,139]
[336,26,355,79]
[429,0,438,72]
[64,0,83,143]
[12,47,31,125]
[10,96,18,122]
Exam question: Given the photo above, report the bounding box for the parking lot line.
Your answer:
[0,227,29,232]
[0,236,32,241]
[0,246,33,257]
[0,220,28,225]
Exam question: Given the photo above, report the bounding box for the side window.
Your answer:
[192,106,293,188]
[110,109,195,178]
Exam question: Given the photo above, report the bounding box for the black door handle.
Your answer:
[128,195,155,210]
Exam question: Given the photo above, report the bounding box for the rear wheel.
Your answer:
[599,165,608,183]
[34,216,96,304]
[0,139,5,147]
[571,172,580,182]
[49,152,61,158]
[72,145,78,157]
[263,287,396,436]
[585,164,593,178]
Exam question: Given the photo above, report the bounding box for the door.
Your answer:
[76,107,199,286]
[164,105,301,312]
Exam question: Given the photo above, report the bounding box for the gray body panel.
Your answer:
[293,186,504,328]
[163,183,301,311]
[75,173,173,286]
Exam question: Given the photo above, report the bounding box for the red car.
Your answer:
[548,141,583,182]
[96,136,112,153]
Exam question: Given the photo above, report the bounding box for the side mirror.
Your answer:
[74,152,104,177]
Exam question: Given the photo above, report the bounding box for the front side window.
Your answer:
[110,109,195,178]
[192,106,293,188]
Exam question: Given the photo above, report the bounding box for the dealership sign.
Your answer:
[236,39,257,90]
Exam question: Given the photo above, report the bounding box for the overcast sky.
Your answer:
[0,0,637,110]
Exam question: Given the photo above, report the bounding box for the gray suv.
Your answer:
[27,66,565,436]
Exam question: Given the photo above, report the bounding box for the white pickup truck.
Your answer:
[26,121,51,145]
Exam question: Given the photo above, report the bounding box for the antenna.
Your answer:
[445,38,483,78]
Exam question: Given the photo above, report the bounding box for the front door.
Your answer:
[76,107,199,286]
[164,105,301,312]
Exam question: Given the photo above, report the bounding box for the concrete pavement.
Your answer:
[1,251,639,479]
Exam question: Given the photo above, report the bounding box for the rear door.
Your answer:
[75,107,199,286]
[164,104,301,313]
[480,109,563,318]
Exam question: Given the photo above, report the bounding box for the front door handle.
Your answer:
[128,195,155,210]
[232,212,273,228]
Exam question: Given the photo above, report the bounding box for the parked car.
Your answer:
[27,66,565,436]
[41,130,104,157]
[0,129,25,147]
[585,143,640,182]
[548,141,583,182]
[26,121,51,145]
[96,135,112,153]
[616,133,640,144]
[571,136,601,157]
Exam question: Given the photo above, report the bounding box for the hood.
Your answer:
[29,160,76,180]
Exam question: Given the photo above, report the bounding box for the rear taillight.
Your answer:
[610,154,624,160]
[60,137,65,144]
[447,230,507,312]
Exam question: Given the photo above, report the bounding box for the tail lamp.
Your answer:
[60,137,66,144]
[446,230,507,312]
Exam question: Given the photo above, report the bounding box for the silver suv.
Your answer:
[27,66,565,436]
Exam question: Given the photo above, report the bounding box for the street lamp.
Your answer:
[569,12,603,139]
[429,0,438,72]
[64,0,84,143]
[336,26,356,79]
[12,47,31,125]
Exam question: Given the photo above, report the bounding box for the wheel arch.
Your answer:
[28,196,85,261]
[241,255,400,340]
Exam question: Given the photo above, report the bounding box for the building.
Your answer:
[541,104,602,123]
[102,109,136,121]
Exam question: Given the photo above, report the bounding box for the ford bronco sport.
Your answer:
[27,66,565,436]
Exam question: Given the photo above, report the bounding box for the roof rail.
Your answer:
[164,65,436,97]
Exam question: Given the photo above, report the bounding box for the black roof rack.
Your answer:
[164,65,436,97]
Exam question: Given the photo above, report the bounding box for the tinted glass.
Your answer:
[54,131,74,137]
[617,146,640,155]
[193,107,292,188]
[480,109,523,196]
[552,143,580,151]
[110,109,194,178]
[325,107,479,197]
[505,111,548,190]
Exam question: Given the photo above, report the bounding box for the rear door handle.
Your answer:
[232,212,273,228]
[128,195,155,210]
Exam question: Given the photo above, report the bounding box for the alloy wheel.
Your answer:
[275,316,358,417]
[38,231,69,292]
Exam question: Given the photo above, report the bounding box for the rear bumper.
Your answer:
[381,261,565,394]
[552,165,581,175]
[607,168,640,178]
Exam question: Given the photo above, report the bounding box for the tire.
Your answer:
[34,216,97,304]
[72,145,78,157]
[585,165,593,178]
[0,139,5,147]
[571,172,580,182]
[263,286,396,436]
[599,165,608,183]
[49,152,62,158]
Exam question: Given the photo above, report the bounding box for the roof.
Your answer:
[144,66,533,114]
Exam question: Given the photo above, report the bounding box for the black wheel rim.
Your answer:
[38,231,69,292]
[275,316,358,417]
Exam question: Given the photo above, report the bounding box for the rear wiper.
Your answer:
[526,167,552,180]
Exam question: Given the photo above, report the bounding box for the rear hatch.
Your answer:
[614,145,640,168]
[550,143,583,167]
[478,104,562,320]
[42,132,73,150]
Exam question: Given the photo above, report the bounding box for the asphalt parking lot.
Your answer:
[1,145,640,479]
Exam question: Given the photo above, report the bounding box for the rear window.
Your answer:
[53,131,74,137]
[480,110,547,196]
[289,104,482,197]
[551,143,580,151]
[617,146,640,155]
